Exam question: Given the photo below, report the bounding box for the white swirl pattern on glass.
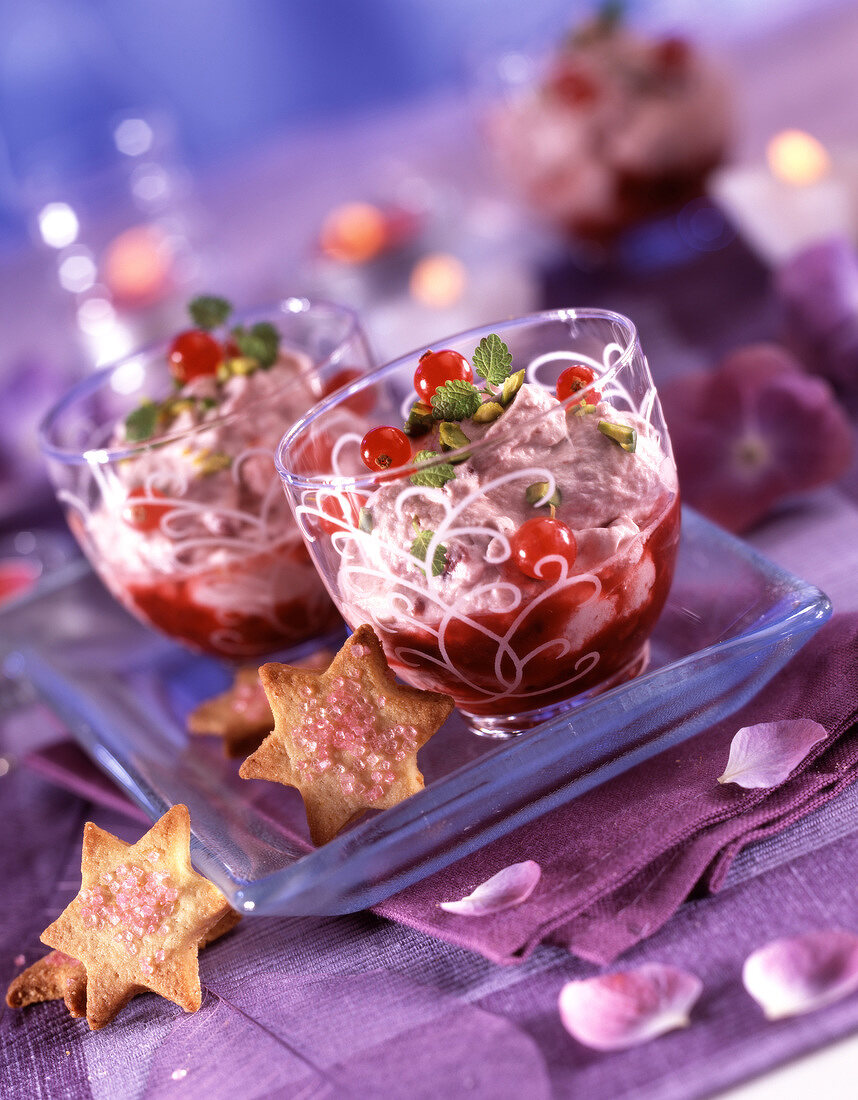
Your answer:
[296,341,662,706]
[58,446,309,655]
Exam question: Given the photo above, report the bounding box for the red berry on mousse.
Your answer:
[557,364,601,407]
[168,330,222,384]
[547,64,599,105]
[510,516,578,582]
[122,487,170,532]
[414,349,473,403]
[360,426,412,474]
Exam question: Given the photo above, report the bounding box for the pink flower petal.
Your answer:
[438,860,541,916]
[743,930,858,1020]
[717,719,828,789]
[558,964,703,1051]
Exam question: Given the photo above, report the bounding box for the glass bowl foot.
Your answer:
[462,643,651,739]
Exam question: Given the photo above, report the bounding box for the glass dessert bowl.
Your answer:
[40,296,374,660]
[485,9,732,245]
[277,308,680,735]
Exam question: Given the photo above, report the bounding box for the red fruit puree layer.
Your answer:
[366,497,679,717]
[113,542,342,660]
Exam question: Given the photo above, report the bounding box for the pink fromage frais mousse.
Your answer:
[280,314,680,733]
[41,296,373,659]
[488,6,731,243]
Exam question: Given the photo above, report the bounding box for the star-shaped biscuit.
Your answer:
[187,666,274,758]
[40,804,233,1030]
[5,950,81,1009]
[239,624,454,845]
[61,908,240,1020]
[187,649,336,758]
[6,907,240,1017]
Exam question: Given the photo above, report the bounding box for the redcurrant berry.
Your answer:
[360,426,412,473]
[168,329,222,383]
[414,348,473,403]
[511,516,577,581]
[322,368,375,415]
[557,364,601,407]
[547,65,598,105]
[122,487,170,532]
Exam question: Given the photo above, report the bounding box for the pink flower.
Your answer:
[660,343,854,533]
[777,238,858,412]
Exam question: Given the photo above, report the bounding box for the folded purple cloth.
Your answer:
[378,611,858,964]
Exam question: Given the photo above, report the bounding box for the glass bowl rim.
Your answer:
[276,306,642,493]
[38,296,366,467]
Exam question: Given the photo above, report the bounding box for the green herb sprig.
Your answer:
[409,450,456,488]
[411,526,448,577]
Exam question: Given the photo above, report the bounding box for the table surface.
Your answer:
[3,5,858,1097]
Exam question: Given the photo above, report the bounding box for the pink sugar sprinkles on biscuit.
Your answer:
[78,859,178,972]
[292,670,418,802]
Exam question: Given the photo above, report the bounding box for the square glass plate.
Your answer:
[0,508,831,917]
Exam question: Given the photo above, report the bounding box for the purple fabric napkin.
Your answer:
[22,615,858,971]
[378,611,858,965]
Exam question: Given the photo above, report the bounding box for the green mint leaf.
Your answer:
[230,322,280,368]
[410,528,448,577]
[472,333,513,387]
[410,450,456,488]
[188,295,232,330]
[430,379,482,421]
[124,401,159,442]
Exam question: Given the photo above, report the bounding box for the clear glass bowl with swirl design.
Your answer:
[276,308,680,735]
[39,297,373,660]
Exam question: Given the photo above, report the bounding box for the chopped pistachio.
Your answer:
[358,506,374,534]
[404,400,434,436]
[216,362,231,383]
[472,400,504,424]
[158,397,196,424]
[438,421,472,463]
[572,402,598,416]
[193,450,233,475]
[525,482,562,509]
[500,368,525,406]
[598,420,637,453]
[227,356,258,377]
